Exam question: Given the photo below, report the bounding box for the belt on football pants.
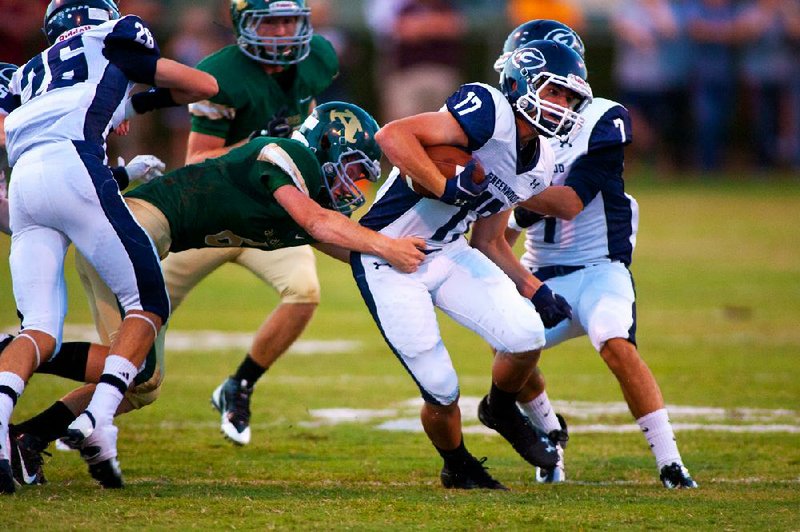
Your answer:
[532,264,586,282]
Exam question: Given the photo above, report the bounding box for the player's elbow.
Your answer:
[191,73,218,101]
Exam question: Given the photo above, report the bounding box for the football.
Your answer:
[405,145,486,198]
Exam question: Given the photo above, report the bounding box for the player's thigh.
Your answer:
[76,251,122,345]
[542,271,590,349]
[351,253,459,405]
[578,263,637,352]
[237,246,320,304]
[435,247,545,354]
[161,247,240,308]
[9,225,69,343]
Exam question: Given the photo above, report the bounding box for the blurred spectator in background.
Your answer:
[505,0,585,33]
[161,5,229,168]
[0,0,47,65]
[370,0,467,123]
[309,0,355,104]
[612,0,689,174]
[685,0,739,172]
[736,0,800,170]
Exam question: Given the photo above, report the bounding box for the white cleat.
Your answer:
[79,424,123,489]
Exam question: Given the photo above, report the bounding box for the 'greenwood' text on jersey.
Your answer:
[360,83,554,248]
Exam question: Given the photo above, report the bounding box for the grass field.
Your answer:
[1,177,799,530]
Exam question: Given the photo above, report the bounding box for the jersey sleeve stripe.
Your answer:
[257,143,309,196]
[188,100,236,120]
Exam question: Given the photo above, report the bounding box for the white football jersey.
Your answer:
[5,15,160,166]
[360,83,554,248]
[518,98,639,269]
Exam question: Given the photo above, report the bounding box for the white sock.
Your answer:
[518,390,562,433]
[0,372,25,460]
[85,355,137,426]
[637,408,682,469]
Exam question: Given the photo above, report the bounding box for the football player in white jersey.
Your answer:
[351,40,592,489]
[497,20,697,489]
[0,0,217,494]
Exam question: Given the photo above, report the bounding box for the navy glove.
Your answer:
[530,284,572,328]
[248,115,292,140]
[438,159,488,207]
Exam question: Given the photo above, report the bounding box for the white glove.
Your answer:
[118,155,166,185]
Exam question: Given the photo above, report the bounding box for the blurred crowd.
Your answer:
[2,0,799,175]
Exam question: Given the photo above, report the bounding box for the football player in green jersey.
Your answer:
[166,0,342,446]
[4,102,426,488]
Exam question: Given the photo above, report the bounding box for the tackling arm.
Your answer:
[273,185,425,273]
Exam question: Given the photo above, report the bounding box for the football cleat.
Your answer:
[211,378,253,445]
[535,413,569,484]
[64,411,96,447]
[78,424,123,489]
[478,395,559,469]
[660,462,698,489]
[10,431,50,485]
[440,456,508,490]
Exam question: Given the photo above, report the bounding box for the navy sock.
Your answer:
[488,383,518,413]
[232,354,266,386]
[13,401,76,443]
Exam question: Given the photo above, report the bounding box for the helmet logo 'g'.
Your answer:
[545,29,576,48]
[511,48,546,70]
[330,109,363,143]
[232,0,248,12]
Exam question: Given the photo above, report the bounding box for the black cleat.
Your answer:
[10,431,50,485]
[87,459,124,489]
[441,456,508,490]
[211,378,253,445]
[478,395,559,469]
[660,462,698,489]
[78,424,123,489]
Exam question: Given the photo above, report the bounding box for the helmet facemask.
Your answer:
[320,146,380,216]
[236,7,312,65]
[515,71,591,143]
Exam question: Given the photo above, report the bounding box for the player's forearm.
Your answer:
[518,186,583,220]
[154,58,218,104]
[473,233,540,299]
[306,209,393,257]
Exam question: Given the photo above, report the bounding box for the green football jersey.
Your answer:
[189,36,338,145]
[126,138,325,253]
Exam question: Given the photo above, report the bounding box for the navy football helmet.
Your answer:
[294,101,381,215]
[0,63,17,87]
[230,0,313,66]
[501,40,592,142]
[494,19,585,73]
[43,0,120,45]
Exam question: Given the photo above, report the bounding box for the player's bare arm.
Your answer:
[470,211,543,299]
[274,185,425,273]
[185,132,248,165]
[376,111,469,197]
[518,185,584,220]
[153,58,218,104]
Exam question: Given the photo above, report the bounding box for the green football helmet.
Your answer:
[230,0,312,65]
[294,101,382,215]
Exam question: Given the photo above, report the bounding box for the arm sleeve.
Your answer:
[102,15,161,85]
[564,146,625,206]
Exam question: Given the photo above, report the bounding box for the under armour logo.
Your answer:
[372,262,391,270]
[545,444,557,453]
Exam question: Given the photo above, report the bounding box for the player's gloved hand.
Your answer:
[530,283,572,328]
[248,116,292,140]
[438,160,488,207]
[118,155,166,185]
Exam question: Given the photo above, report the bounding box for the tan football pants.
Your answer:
[76,197,320,409]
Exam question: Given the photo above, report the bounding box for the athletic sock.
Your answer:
[518,390,562,433]
[0,372,25,460]
[85,355,137,427]
[232,354,266,385]
[434,437,473,468]
[14,401,76,443]
[637,408,683,469]
[488,383,518,414]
